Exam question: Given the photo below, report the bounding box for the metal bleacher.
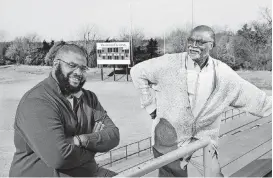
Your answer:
[95,108,272,177]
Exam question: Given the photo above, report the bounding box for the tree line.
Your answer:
[0,8,271,70]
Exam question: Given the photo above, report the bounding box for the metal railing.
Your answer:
[221,108,246,122]
[114,139,212,177]
[96,108,245,167]
[96,137,152,167]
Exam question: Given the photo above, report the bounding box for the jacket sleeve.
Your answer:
[15,98,96,170]
[130,55,167,114]
[79,93,120,152]
[225,66,272,117]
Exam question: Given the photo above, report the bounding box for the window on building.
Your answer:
[125,49,129,53]
[114,56,119,59]
[108,48,112,52]
[126,54,128,57]
[102,56,105,59]
[108,56,112,59]
[121,56,124,60]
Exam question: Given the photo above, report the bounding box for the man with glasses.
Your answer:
[9,42,120,177]
[130,25,271,177]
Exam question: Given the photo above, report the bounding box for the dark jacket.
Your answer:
[9,74,120,177]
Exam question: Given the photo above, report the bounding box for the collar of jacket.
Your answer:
[200,56,210,69]
[187,55,212,71]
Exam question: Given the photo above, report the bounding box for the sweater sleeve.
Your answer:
[15,98,96,170]
[79,93,120,152]
[225,66,272,117]
[130,55,167,114]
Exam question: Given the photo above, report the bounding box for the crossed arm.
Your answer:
[70,93,120,153]
[71,113,120,153]
[16,99,96,170]
[16,96,119,170]
[72,121,105,146]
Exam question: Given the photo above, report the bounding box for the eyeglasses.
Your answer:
[57,59,89,72]
[187,37,213,47]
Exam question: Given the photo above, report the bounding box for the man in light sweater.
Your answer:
[130,25,272,177]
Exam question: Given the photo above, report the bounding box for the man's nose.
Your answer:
[73,67,84,75]
[191,40,198,47]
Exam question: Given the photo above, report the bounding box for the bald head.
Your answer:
[55,43,87,62]
[191,25,215,47]
[45,41,88,66]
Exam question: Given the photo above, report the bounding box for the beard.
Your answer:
[187,47,209,64]
[55,64,86,96]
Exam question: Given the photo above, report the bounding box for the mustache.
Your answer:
[69,73,84,80]
[188,46,202,52]
[70,75,82,80]
[188,48,201,53]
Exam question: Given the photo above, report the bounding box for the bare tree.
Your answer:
[5,37,25,64]
[119,28,145,64]
[5,34,41,64]
[25,33,40,43]
[0,30,7,42]
[165,28,189,53]
[24,33,41,51]
[260,7,272,25]
[74,24,99,67]
[119,27,145,47]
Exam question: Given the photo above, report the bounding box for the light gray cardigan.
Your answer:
[131,52,272,154]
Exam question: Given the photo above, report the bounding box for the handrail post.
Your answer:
[125,145,128,160]
[138,141,140,156]
[203,144,212,177]
[110,151,113,167]
[149,137,152,152]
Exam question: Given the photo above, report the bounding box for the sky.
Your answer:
[0,0,271,41]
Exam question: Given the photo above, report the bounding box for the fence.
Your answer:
[221,108,246,122]
[95,137,152,167]
[114,139,212,177]
[96,108,245,167]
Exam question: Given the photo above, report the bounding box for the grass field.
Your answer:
[237,70,272,90]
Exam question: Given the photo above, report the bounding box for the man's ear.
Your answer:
[52,59,59,68]
[209,42,214,50]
